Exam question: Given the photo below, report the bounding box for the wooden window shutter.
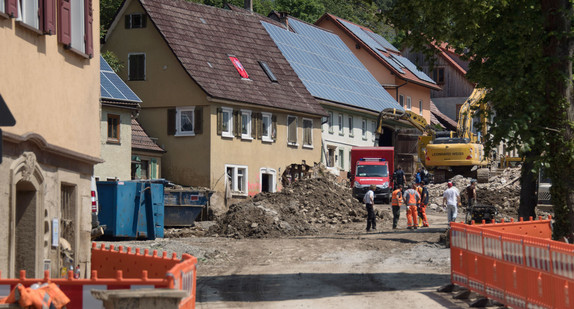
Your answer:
[150,158,157,179]
[58,0,71,46]
[271,115,277,142]
[251,112,257,139]
[125,15,130,28]
[6,0,17,17]
[234,110,241,138]
[167,109,176,135]
[194,107,203,134]
[216,108,222,135]
[142,14,147,27]
[42,0,56,34]
[84,0,93,57]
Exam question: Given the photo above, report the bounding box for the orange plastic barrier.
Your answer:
[450,217,574,309]
[0,243,197,309]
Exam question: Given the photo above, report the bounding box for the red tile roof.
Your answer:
[434,42,469,77]
[316,13,441,91]
[132,119,165,153]
[139,0,325,116]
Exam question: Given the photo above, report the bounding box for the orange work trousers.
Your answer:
[406,205,418,228]
[418,203,429,227]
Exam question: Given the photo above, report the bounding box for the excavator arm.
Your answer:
[457,88,487,142]
[376,108,435,136]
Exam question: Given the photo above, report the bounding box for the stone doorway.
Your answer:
[15,180,37,277]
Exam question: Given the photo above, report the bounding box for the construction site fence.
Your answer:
[450,216,574,309]
[0,243,197,309]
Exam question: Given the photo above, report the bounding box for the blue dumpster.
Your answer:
[96,181,164,239]
[164,189,213,227]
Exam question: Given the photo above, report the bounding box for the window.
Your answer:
[371,121,376,141]
[303,118,313,147]
[107,114,120,142]
[348,116,354,137]
[362,118,367,139]
[60,184,76,253]
[433,67,445,84]
[56,0,93,56]
[128,53,145,81]
[287,115,297,145]
[338,114,343,135]
[339,149,344,169]
[17,0,39,29]
[0,0,4,15]
[399,95,404,107]
[241,110,252,139]
[327,147,335,167]
[328,111,333,134]
[125,13,146,29]
[176,106,195,136]
[258,61,277,82]
[13,0,57,35]
[419,100,423,115]
[407,96,412,110]
[226,165,248,195]
[261,112,273,142]
[219,107,233,137]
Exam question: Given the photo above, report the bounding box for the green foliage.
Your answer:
[274,0,325,22]
[102,50,124,73]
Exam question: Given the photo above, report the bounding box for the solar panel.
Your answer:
[100,56,142,102]
[262,21,402,113]
[338,19,385,52]
[365,31,399,53]
[376,50,404,74]
[391,54,436,84]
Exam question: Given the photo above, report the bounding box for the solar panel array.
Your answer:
[100,56,142,102]
[262,20,401,112]
[337,19,435,85]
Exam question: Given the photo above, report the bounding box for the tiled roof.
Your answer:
[139,0,325,116]
[317,14,441,91]
[261,17,402,113]
[435,42,469,77]
[430,100,457,131]
[132,119,165,153]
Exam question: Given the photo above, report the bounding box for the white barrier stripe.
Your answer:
[83,284,107,309]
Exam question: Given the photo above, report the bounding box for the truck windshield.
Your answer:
[356,165,388,177]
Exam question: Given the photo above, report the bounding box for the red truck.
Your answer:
[349,147,394,203]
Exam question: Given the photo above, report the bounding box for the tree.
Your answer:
[382,0,574,239]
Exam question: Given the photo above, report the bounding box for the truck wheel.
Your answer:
[477,168,490,183]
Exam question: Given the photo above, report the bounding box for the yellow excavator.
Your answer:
[377,88,492,183]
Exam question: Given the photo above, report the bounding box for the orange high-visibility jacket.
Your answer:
[404,189,420,206]
[391,189,403,206]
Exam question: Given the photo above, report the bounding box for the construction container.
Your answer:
[164,189,213,227]
[97,181,164,239]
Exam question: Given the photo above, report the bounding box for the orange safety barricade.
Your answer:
[0,243,198,309]
[450,225,469,289]
[550,241,574,309]
[523,236,553,308]
[481,229,505,304]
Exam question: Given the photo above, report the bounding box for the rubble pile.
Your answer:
[426,168,522,219]
[208,166,389,238]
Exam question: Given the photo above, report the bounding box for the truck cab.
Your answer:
[349,147,394,203]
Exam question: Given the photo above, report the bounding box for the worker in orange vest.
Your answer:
[403,182,420,229]
[417,181,430,227]
[391,184,403,229]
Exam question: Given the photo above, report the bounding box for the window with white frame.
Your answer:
[407,96,412,110]
[71,0,86,52]
[287,115,298,145]
[338,114,343,135]
[221,107,233,138]
[128,53,146,81]
[17,0,39,29]
[348,116,354,137]
[303,118,313,147]
[176,106,195,136]
[261,112,272,142]
[339,149,344,169]
[328,111,333,134]
[241,110,252,139]
[0,0,5,14]
[226,165,248,195]
[362,118,367,139]
[399,95,404,107]
[419,100,423,115]
[371,121,376,141]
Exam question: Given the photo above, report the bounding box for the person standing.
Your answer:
[443,182,461,223]
[418,181,430,227]
[403,183,420,229]
[391,184,403,229]
[364,184,376,232]
[466,179,477,207]
[394,166,406,190]
[415,168,422,184]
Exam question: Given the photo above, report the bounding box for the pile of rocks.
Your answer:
[208,166,389,238]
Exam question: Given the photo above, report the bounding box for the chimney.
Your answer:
[278,11,289,28]
[244,0,252,11]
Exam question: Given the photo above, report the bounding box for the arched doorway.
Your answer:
[378,126,394,147]
[15,180,37,276]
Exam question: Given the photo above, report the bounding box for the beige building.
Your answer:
[0,0,100,278]
[103,0,325,210]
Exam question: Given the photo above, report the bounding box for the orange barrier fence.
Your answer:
[450,216,574,309]
[0,243,197,309]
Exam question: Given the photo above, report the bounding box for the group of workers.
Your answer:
[364,166,479,232]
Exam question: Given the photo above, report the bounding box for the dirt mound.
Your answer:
[208,168,390,238]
